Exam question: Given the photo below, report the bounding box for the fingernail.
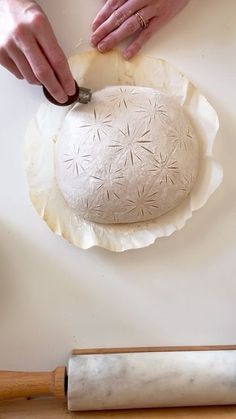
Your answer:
[98,42,106,52]
[123,51,132,60]
[92,21,98,31]
[91,35,99,46]
[66,81,76,96]
[58,94,69,104]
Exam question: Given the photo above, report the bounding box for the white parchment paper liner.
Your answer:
[24,50,223,252]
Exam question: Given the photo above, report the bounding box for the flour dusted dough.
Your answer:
[56,85,199,224]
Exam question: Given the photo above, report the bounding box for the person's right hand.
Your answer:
[0,0,75,103]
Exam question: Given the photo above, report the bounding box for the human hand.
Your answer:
[0,0,75,103]
[91,0,190,60]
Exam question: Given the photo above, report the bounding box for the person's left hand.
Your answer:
[91,0,190,60]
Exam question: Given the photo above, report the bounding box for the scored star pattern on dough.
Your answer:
[79,108,112,142]
[180,174,195,193]
[108,123,153,167]
[135,96,168,124]
[63,144,91,176]
[126,185,159,218]
[105,87,140,109]
[58,86,199,224]
[90,165,125,201]
[79,198,104,220]
[149,153,179,184]
[168,126,194,151]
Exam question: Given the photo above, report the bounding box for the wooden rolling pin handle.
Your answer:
[0,367,66,401]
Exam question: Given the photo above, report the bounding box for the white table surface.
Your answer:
[0,0,236,372]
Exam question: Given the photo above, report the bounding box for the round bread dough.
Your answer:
[55,85,200,224]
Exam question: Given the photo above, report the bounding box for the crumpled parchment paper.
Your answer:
[24,49,223,252]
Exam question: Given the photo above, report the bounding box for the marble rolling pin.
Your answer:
[1,346,236,411]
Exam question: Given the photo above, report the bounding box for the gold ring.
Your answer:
[135,12,149,30]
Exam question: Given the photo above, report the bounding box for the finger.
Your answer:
[96,7,154,53]
[0,50,23,79]
[34,15,76,96]
[17,33,68,103]
[92,0,127,32]
[7,42,41,85]
[91,0,147,47]
[123,16,162,60]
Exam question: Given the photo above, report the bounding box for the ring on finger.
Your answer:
[135,11,149,30]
